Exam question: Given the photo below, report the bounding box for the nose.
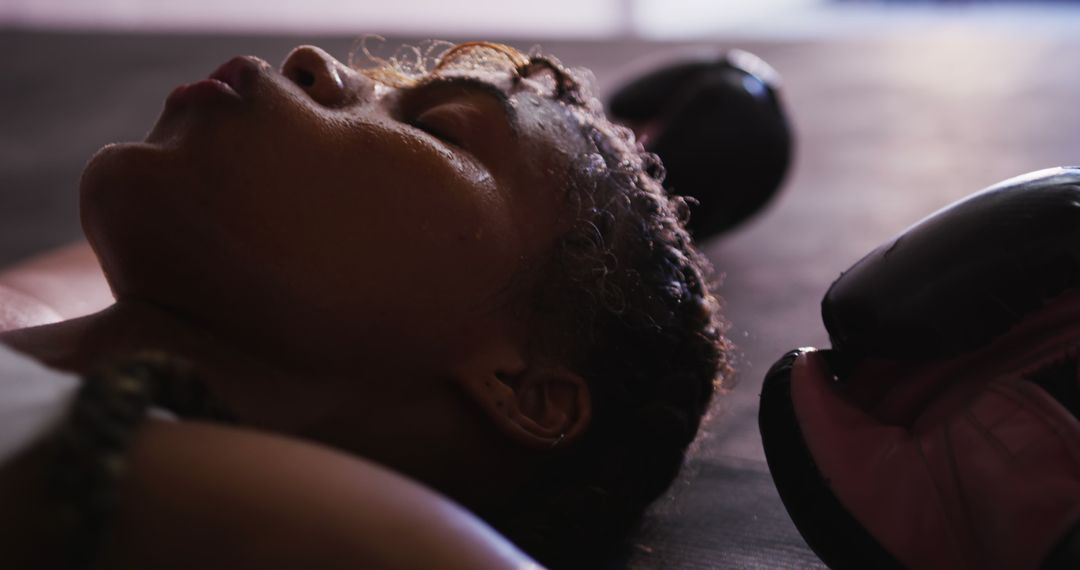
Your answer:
[281,45,372,107]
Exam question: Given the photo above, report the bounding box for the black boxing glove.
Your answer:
[759,167,1080,569]
[607,50,793,239]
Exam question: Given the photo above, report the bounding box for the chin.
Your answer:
[79,142,192,297]
[81,141,169,215]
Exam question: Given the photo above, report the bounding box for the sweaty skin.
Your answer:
[0,44,607,569]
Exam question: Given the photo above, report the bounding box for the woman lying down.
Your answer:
[0,42,728,569]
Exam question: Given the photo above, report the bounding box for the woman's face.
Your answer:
[80,45,590,372]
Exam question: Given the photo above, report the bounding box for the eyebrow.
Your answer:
[399,76,519,135]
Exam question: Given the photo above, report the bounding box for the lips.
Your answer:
[209,55,265,97]
[164,78,237,107]
[164,55,266,109]
[149,56,270,143]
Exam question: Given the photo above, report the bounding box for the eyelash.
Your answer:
[409,115,463,148]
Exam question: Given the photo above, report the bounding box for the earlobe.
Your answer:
[457,364,591,450]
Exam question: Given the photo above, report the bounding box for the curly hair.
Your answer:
[356,40,730,569]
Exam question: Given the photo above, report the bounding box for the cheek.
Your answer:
[202,129,520,315]
[82,101,525,336]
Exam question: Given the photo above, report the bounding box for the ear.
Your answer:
[454,344,591,449]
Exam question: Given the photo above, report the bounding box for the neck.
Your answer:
[0,301,536,510]
[0,300,319,432]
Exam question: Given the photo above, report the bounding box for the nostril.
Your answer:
[292,68,316,88]
[281,45,365,107]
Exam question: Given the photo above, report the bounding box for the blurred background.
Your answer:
[6,0,1080,37]
[3,1,1080,567]
[5,0,1080,263]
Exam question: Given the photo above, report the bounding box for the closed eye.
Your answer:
[395,78,518,171]
[410,119,462,147]
[406,103,468,146]
[408,102,479,149]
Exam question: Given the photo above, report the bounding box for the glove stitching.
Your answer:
[915,425,967,568]
[943,419,984,569]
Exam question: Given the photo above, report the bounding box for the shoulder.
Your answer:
[99,420,541,570]
[3,419,540,570]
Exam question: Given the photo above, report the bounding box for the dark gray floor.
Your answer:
[5,27,1080,568]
